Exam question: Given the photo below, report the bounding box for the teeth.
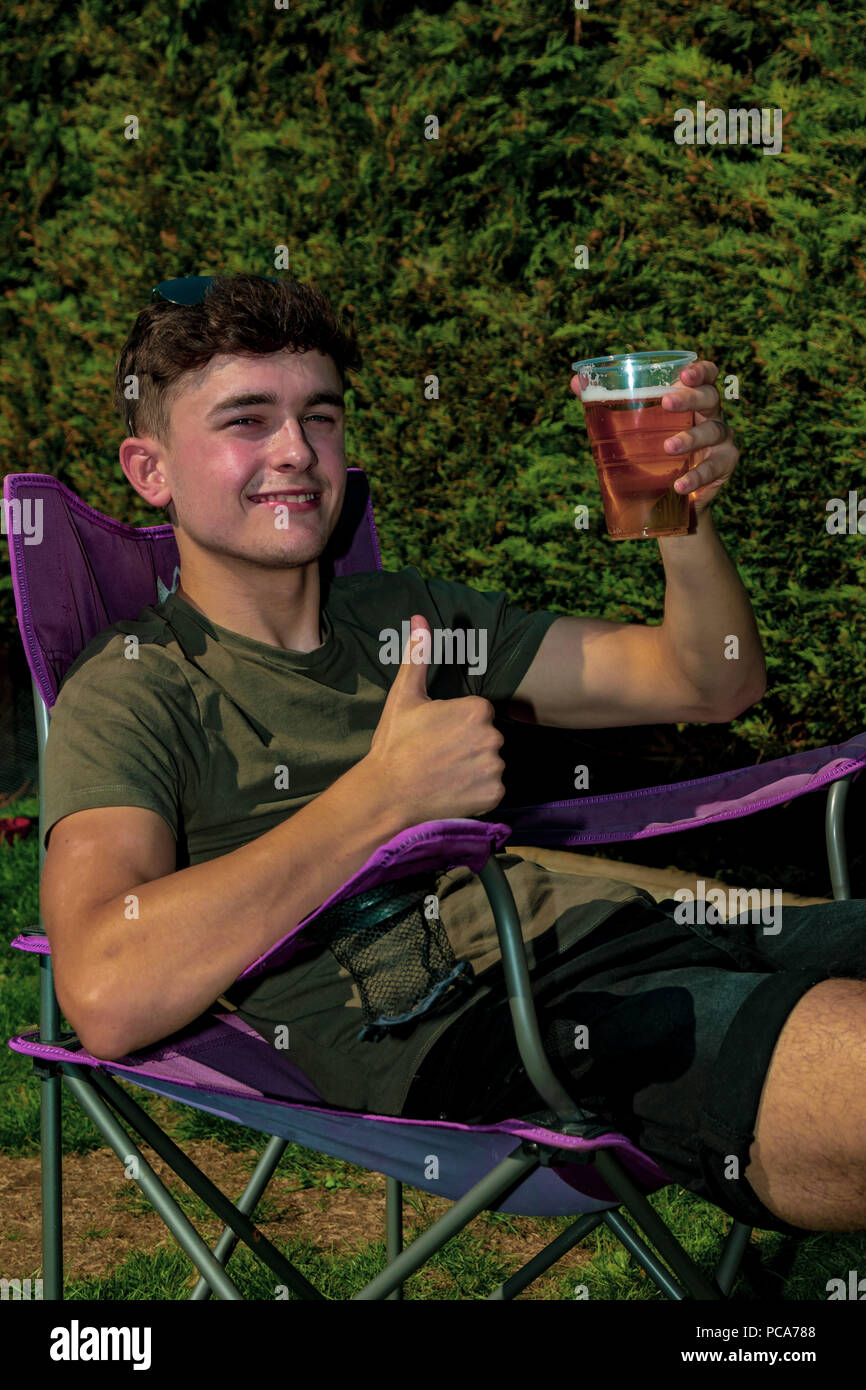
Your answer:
[254,493,317,503]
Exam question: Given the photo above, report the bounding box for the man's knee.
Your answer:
[744,978,866,1231]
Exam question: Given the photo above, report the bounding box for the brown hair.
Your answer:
[113,273,362,445]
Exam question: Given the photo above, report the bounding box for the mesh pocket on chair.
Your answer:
[307,872,477,1042]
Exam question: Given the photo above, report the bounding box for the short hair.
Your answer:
[113,273,362,445]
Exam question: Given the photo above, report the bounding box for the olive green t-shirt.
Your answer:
[41,564,654,1116]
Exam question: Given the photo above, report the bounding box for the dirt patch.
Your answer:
[0,1137,597,1297]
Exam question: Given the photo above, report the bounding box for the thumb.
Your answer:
[390,613,432,700]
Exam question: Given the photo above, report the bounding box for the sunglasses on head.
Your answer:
[150,273,280,305]
[126,274,281,432]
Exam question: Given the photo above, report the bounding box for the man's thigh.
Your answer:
[744,977,866,1232]
[702,898,866,1228]
[569,905,866,1234]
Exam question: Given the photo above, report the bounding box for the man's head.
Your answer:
[114,274,362,580]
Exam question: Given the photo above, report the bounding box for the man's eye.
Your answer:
[227,415,335,427]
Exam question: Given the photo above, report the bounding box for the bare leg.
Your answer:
[745,979,866,1231]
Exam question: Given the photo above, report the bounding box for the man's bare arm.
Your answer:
[41,609,509,1062]
[40,758,408,1060]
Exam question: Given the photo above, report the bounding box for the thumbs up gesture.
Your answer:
[364,614,506,825]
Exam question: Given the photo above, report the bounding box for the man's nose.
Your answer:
[269,418,317,461]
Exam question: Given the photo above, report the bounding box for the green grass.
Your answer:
[52,1192,866,1301]
[3,794,866,1300]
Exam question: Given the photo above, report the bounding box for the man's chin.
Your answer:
[252,515,333,557]
[177,506,339,569]
[246,538,331,569]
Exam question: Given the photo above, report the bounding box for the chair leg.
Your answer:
[354,1143,542,1299]
[61,1067,246,1299]
[38,954,63,1299]
[385,1176,403,1300]
[714,1220,753,1295]
[605,1209,754,1301]
[38,1061,63,1300]
[189,1135,290,1300]
[602,1209,690,1299]
[592,1148,723,1299]
[487,1211,606,1299]
[86,1068,324,1299]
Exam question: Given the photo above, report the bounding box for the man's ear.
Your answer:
[119,436,174,513]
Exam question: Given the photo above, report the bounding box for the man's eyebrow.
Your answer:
[205,390,345,420]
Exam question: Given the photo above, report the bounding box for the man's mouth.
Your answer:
[249,491,321,507]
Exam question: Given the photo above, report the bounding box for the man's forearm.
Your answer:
[82,758,407,1059]
[655,506,767,715]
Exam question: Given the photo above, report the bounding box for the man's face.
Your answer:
[146,348,347,571]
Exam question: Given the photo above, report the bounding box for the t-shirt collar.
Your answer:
[161,590,335,667]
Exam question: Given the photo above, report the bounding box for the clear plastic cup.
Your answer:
[572,351,698,539]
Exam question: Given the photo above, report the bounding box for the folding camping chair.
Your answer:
[5,468,865,1302]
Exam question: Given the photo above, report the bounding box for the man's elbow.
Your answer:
[67,992,131,1061]
[712,678,767,722]
[82,1029,130,1062]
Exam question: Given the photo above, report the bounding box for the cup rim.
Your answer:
[571,350,698,372]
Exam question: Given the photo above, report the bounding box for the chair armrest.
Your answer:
[825,775,853,901]
[475,853,611,1137]
[237,817,512,983]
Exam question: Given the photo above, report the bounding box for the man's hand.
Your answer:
[365,614,506,823]
[571,358,739,518]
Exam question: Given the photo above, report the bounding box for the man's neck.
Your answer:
[174,568,325,653]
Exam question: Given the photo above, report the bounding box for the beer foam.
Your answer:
[579,383,673,403]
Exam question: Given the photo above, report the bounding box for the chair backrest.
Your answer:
[3,469,383,710]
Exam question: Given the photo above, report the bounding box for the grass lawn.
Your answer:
[2,793,864,1300]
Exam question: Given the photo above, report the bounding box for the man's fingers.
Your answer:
[665,417,733,453]
[680,359,719,386]
[662,384,719,414]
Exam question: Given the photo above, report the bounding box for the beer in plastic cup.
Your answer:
[571,351,698,539]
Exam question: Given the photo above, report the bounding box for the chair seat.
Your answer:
[8,1018,673,1218]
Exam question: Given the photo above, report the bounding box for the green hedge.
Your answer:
[2,0,864,765]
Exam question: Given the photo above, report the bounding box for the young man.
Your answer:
[40,273,866,1240]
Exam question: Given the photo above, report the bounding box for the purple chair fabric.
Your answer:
[5,469,865,1217]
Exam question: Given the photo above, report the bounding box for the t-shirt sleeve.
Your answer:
[40,641,201,852]
[415,567,561,703]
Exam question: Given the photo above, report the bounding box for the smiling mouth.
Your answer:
[250,492,320,506]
